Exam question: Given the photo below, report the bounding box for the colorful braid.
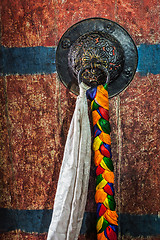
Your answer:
[86,83,118,240]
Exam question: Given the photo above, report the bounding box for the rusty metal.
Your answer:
[78,65,110,86]
[56,18,138,98]
[68,32,124,87]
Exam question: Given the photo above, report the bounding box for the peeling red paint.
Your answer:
[1,0,58,47]
[116,0,160,44]
[0,74,76,209]
[2,0,159,47]
[1,0,160,239]
[119,73,160,215]
[0,231,159,240]
[0,231,47,240]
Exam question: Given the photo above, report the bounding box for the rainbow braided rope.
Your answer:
[86,83,118,240]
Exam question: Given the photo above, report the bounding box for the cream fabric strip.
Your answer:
[47,83,91,240]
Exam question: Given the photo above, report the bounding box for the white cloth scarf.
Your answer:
[47,82,91,240]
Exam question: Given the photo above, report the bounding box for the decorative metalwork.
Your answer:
[56,18,138,97]
[62,38,71,49]
[68,32,124,87]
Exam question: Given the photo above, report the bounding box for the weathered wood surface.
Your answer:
[0,0,160,239]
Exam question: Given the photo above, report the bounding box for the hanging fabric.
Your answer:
[47,82,91,240]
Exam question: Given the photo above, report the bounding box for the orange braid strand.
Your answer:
[86,83,118,240]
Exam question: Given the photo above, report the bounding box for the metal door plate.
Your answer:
[56,18,138,98]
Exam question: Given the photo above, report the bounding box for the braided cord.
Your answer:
[87,83,118,240]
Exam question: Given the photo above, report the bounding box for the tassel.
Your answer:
[86,83,118,240]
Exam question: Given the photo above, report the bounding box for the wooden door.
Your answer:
[0,0,159,239]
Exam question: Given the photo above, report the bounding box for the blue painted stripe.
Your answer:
[81,212,160,237]
[119,213,160,237]
[0,44,160,76]
[0,209,160,237]
[137,44,160,76]
[0,208,52,233]
[0,46,56,75]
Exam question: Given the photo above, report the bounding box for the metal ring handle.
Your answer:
[78,65,110,86]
